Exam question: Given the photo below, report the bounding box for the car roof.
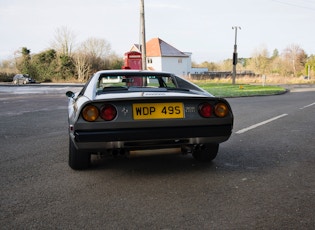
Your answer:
[76,69,213,100]
[14,74,28,77]
[95,70,174,76]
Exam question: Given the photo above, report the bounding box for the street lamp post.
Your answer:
[232,26,241,85]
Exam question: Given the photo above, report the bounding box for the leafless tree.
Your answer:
[81,37,111,59]
[282,44,307,77]
[80,38,112,71]
[51,26,76,57]
[73,51,91,80]
[247,45,270,75]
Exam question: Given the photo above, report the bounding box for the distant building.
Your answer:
[190,67,209,74]
[130,37,193,77]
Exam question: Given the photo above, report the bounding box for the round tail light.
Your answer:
[82,105,99,122]
[214,103,229,118]
[198,102,212,118]
[100,104,117,121]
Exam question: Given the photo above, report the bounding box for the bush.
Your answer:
[0,72,16,82]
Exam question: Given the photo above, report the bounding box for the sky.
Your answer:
[1,0,314,63]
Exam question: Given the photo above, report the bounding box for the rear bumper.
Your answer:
[72,125,232,150]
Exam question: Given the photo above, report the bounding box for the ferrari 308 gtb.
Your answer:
[66,70,233,170]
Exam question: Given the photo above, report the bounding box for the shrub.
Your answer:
[0,72,16,82]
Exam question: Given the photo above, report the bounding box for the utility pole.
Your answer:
[232,26,241,85]
[308,65,310,80]
[140,0,147,70]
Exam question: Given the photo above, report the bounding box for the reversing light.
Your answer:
[100,104,117,121]
[214,103,229,118]
[82,105,99,121]
[198,102,212,118]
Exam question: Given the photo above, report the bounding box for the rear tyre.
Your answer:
[192,144,219,162]
[69,138,91,170]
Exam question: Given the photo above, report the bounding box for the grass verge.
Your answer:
[195,83,287,97]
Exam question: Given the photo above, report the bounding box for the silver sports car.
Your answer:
[66,70,233,170]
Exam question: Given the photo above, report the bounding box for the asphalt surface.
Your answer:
[0,85,314,229]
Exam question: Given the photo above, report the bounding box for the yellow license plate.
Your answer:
[133,102,184,120]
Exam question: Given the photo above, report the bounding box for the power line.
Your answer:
[271,0,315,11]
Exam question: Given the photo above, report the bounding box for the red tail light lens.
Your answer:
[100,104,117,121]
[198,102,212,118]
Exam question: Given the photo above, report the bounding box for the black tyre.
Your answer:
[192,144,219,162]
[69,138,91,170]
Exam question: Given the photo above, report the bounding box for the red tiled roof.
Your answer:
[146,38,189,57]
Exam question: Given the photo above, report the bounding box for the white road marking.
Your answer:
[235,114,288,134]
[299,102,315,110]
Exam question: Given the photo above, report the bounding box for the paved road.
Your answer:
[0,85,314,229]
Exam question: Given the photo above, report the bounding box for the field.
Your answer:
[195,82,286,97]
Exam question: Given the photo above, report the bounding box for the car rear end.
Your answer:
[67,70,234,169]
[70,93,233,152]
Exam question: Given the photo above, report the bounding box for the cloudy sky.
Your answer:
[1,0,314,63]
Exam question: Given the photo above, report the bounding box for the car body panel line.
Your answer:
[74,124,232,143]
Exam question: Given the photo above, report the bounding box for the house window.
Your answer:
[148,58,153,64]
[178,58,182,63]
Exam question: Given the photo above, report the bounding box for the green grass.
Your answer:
[195,83,287,97]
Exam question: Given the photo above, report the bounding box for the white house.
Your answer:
[130,38,192,77]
